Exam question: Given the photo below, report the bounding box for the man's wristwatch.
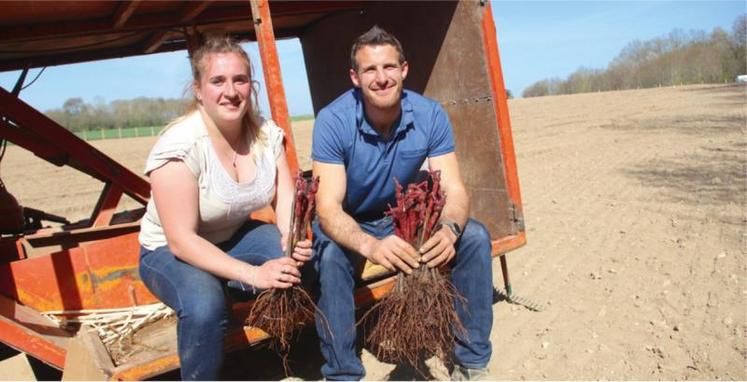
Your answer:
[441,220,462,239]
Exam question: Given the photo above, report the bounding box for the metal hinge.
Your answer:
[510,201,525,231]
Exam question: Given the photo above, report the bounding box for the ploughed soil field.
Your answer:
[1,84,745,380]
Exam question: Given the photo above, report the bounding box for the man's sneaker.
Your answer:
[450,365,489,381]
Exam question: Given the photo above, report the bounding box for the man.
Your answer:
[311,25,493,380]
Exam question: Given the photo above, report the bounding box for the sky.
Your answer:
[0,1,743,116]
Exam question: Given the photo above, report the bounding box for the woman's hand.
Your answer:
[249,257,301,290]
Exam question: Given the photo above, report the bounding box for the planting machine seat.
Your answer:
[0,1,527,379]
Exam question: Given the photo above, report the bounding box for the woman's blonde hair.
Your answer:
[168,34,268,155]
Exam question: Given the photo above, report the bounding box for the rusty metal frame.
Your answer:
[480,2,528,301]
[481,2,523,212]
[0,293,69,368]
[250,0,299,175]
[0,74,153,371]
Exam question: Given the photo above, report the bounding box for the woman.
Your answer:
[138,36,311,380]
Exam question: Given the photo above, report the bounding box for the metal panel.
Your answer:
[0,227,157,312]
[443,100,513,236]
[300,2,455,110]
[423,1,515,237]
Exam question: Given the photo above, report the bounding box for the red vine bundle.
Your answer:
[246,171,322,374]
[359,170,467,374]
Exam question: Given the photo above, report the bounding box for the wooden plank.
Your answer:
[0,353,37,381]
[61,326,114,381]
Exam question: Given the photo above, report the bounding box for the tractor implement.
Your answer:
[0,1,533,379]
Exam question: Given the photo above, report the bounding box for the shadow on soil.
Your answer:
[680,83,746,105]
[602,107,747,211]
[622,140,746,209]
[601,113,745,136]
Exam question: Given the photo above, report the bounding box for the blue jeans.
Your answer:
[139,220,283,380]
[313,217,493,380]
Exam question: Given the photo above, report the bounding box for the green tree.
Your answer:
[523,15,747,97]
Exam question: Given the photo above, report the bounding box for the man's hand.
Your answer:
[419,225,458,268]
[366,235,421,274]
[290,239,313,266]
[280,231,313,267]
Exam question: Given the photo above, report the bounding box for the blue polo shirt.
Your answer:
[312,89,455,219]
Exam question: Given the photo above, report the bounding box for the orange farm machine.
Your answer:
[0,1,526,379]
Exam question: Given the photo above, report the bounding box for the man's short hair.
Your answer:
[350,25,406,71]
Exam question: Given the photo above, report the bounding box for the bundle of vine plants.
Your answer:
[246,171,323,374]
[359,170,467,374]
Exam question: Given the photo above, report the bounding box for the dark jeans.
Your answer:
[139,220,283,380]
[312,217,494,380]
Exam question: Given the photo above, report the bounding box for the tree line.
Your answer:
[45,96,189,132]
[44,97,314,132]
[523,15,746,98]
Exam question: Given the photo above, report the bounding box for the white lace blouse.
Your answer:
[138,110,284,250]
